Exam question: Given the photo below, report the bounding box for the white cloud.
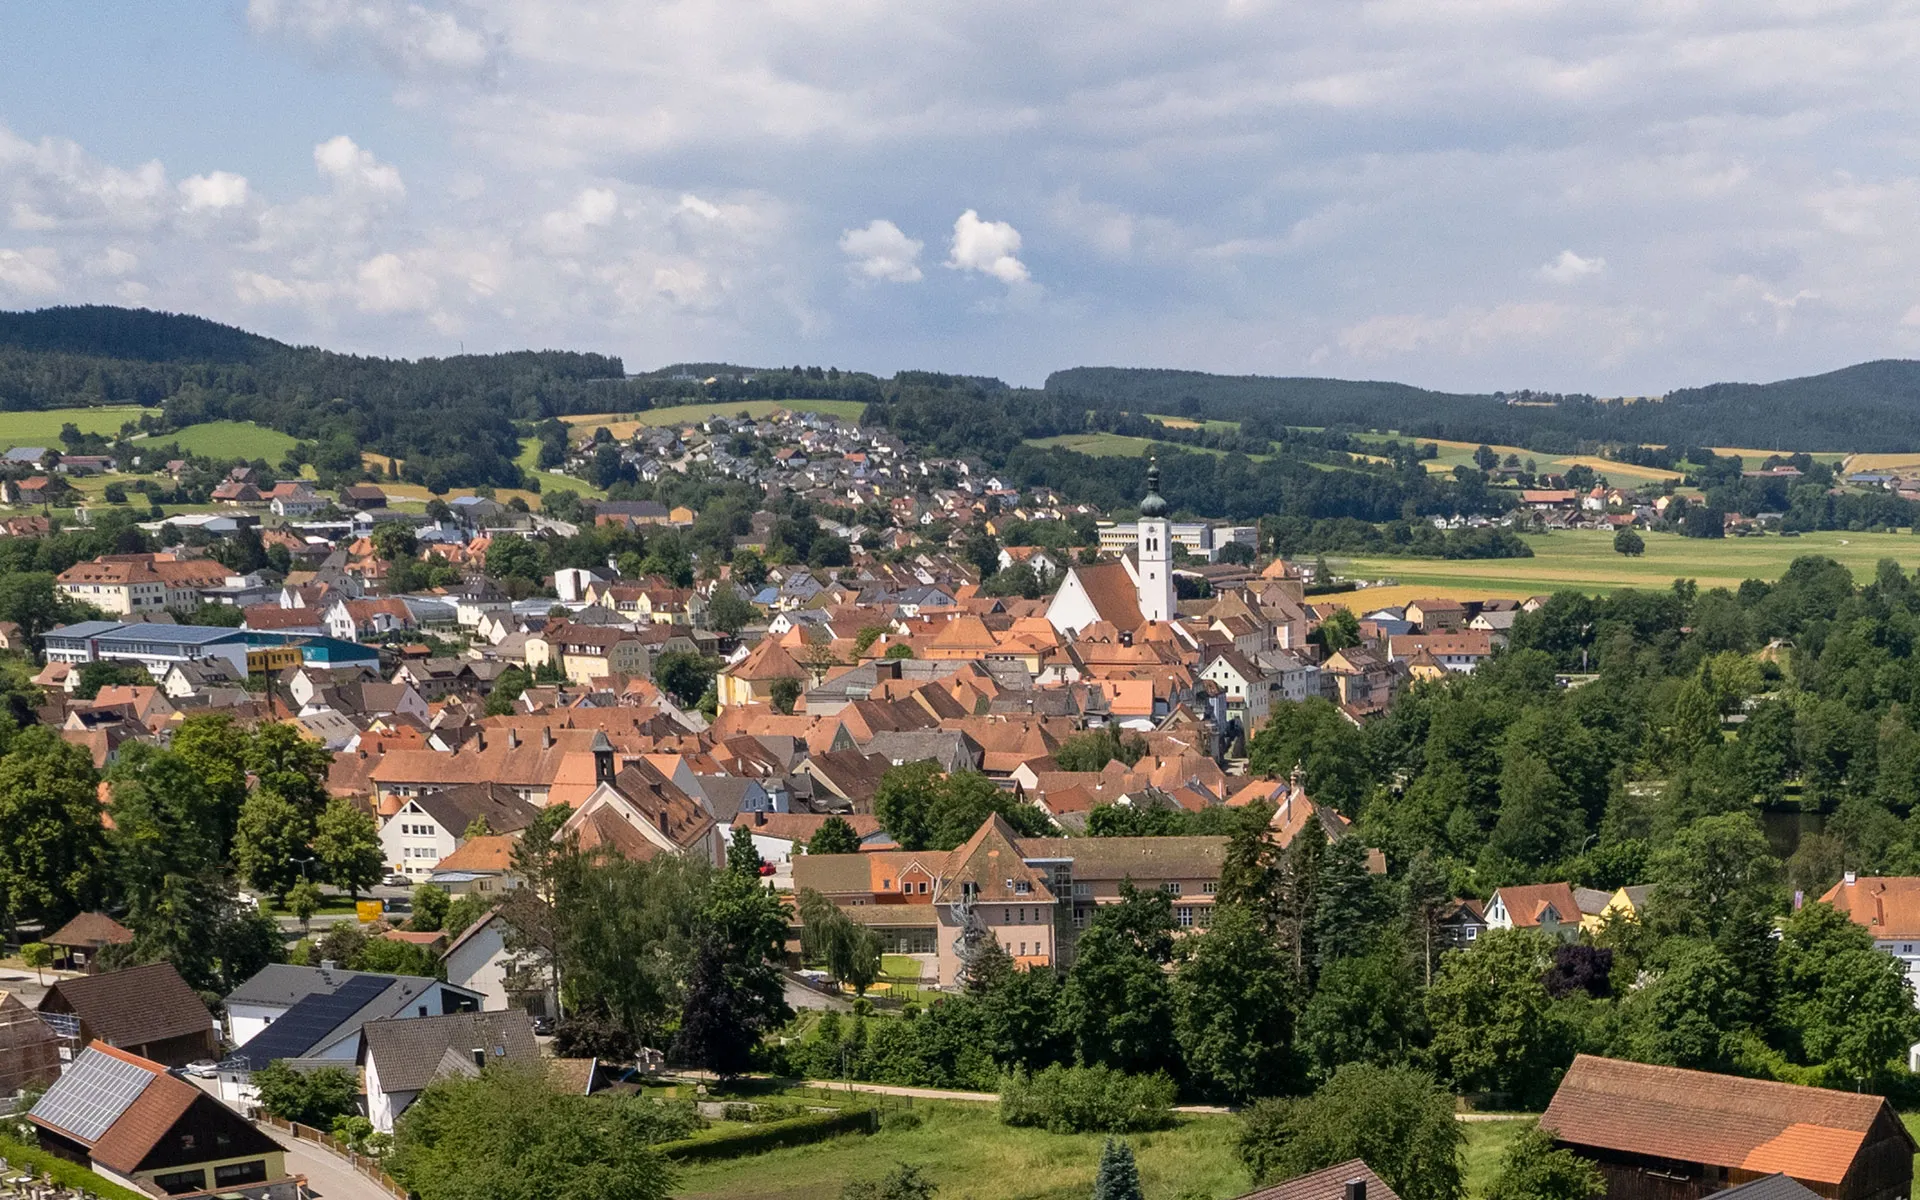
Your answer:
[314,135,405,198]
[85,247,139,277]
[945,210,1029,285]
[355,251,437,313]
[247,0,490,75]
[179,171,250,212]
[839,219,923,283]
[0,247,59,295]
[1540,250,1607,284]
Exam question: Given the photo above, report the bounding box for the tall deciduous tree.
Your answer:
[1425,929,1571,1108]
[0,727,107,933]
[1237,1064,1465,1200]
[1172,904,1298,1101]
[313,797,383,897]
[234,790,311,899]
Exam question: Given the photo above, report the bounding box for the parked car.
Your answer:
[383,873,410,887]
[185,1060,220,1078]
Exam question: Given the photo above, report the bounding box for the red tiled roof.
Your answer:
[1540,1055,1906,1186]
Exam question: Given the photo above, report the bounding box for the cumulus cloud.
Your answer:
[355,251,437,313]
[246,0,491,75]
[1540,250,1607,285]
[179,171,250,212]
[945,210,1029,285]
[839,219,922,283]
[314,135,405,198]
[0,247,59,295]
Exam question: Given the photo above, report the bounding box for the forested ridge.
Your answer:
[1047,361,1920,454]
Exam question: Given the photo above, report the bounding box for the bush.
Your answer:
[998,1065,1176,1135]
[0,1134,150,1200]
[880,1109,926,1132]
[660,1108,877,1163]
[721,1103,755,1122]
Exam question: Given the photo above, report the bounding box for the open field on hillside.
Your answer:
[0,406,160,450]
[1717,447,1847,465]
[1843,452,1920,474]
[560,399,868,441]
[1027,431,1278,464]
[160,420,299,461]
[1324,529,1920,605]
[1350,434,1688,483]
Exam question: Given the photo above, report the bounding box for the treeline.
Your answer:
[1046,360,1920,454]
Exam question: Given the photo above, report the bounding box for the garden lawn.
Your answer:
[671,1100,1248,1200]
[0,406,159,450]
[1461,1119,1532,1199]
[560,399,868,441]
[1327,528,1920,605]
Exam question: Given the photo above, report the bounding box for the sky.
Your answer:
[4,1,1920,393]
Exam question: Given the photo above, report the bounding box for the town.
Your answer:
[5,384,1920,1200]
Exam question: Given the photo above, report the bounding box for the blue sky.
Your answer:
[4,1,1920,393]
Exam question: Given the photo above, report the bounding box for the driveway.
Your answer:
[263,1128,394,1200]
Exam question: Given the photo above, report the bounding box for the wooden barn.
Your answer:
[1540,1055,1915,1200]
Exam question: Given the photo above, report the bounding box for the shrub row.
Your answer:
[658,1107,877,1163]
[0,1135,151,1200]
[998,1065,1177,1135]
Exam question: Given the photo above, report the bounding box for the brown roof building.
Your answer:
[45,911,134,973]
[37,962,218,1067]
[1235,1160,1400,1200]
[1540,1055,1916,1200]
[0,989,63,1094]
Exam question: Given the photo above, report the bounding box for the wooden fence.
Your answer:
[258,1116,408,1200]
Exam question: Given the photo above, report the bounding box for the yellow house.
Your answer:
[1598,884,1653,927]
[717,636,807,709]
[526,623,650,685]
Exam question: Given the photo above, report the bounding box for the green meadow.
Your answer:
[0,406,160,450]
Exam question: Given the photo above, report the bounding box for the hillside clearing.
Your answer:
[560,399,868,441]
[0,406,160,450]
[158,420,299,461]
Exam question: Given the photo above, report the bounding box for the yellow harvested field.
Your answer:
[1553,455,1680,482]
[1842,453,1920,473]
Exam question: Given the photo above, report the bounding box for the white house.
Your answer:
[379,786,539,881]
[358,1011,538,1133]
[440,910,518,1013]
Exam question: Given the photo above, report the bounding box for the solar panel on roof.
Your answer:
[230,974,393,1070]
[31,1047,156,1143]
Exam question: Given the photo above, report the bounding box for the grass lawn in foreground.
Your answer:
[0,405,160,450]
[673,1101,1248,1200]
[1326,528,1920,606]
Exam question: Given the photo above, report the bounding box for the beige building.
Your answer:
[792,814,1227,987]
[55,554,231,616]
[526,622,651,685]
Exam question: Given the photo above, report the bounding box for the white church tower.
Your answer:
[1136,457,1175,622]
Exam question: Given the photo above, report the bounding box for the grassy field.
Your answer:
[1028,431,1274,463]
[561,399,868,441]
[674,1102,1248,1200]
[161,419,299,461]
[0,406,160,450]
[1325,528,1920,606]
[673,1101,1529,1200]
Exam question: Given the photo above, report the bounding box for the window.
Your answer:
[1073,909,1087,929]
[1014,881,1031,895]
[153,1170,207,1195]
[918,881,928,894]
[1019,942,1027,956]
[214,1162,269,1188]
[1163,882,1181,896]
[1201,882,1219,895]
[1073,882,1090,897]
[1197,906,1213,927]
[1177,906,1193,928]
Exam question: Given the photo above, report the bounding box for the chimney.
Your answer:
[754,810,766,827]
[1844,870,1858,885]
[542,727,553,749]
[1345,1181,1366,1200]
[507,729,520,750]
[476,730,487,751]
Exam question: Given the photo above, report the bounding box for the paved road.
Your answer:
[262,1128,393,1200]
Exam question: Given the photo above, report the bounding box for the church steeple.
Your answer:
[1134,455,1175,623]
[1141,458,1168,518]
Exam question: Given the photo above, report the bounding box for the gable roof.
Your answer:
[39,963,209,1048]
[1539,1054,1911,1186]
[46,911,134,950]
[1235,1160,1400,1200]
[1819,875,1920,939]
[1492,882,1583,927]
[359,1010,538,1093]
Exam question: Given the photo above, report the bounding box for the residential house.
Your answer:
[1484,882,1613,942]
[30,1045,293,1200]
[428,834,524,897]
[326,596,416,642]
[55,554,233,616]
[1386,631,1499,673]
[439,909,551,1015]
[357,1010,539,1132]
[340,484,388,509]
[1540,1054,1915,1200]
[381,784,540,880]
[526,622,651,686]
[716,636,808,709]
[558,750,725,866]
[1818,874,1920,1002]
[36,963,218,1067]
